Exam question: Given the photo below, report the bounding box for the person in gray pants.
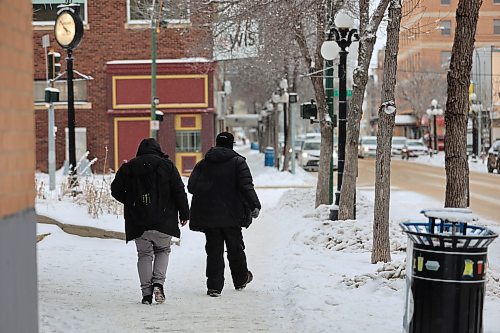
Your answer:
[111,138,189,304]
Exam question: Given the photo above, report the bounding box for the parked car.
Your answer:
[487,139,500,173]
[294,135,306,158]
[391,136,408,156]
[300,139,321,171]
[402,139,430,159]
[358,136,377,158]
[298,138,338,171]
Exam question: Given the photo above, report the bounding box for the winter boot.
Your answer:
[153,283,165,304]
[141,295,153,305]
[235,271,253,291]
[207,289,221,297]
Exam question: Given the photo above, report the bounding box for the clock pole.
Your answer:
[66,47,77,185]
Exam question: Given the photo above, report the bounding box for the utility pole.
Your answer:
[150,0,163,139]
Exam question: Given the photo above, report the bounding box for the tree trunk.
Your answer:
[293,9,333,207]
[338,0,390,219]
[372,0,402,264]
[444,0,482,208]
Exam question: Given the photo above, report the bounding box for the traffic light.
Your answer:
[47,50,61,81]
[300,100,318,119]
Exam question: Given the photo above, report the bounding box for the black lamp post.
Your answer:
[321,12,359,220]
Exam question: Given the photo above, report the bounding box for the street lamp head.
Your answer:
[431,99,438,108]
[335,12,352,29]
[281,92,289,104]
[279,78,288,90]
[271,92,281,104]
[321,40,340,60]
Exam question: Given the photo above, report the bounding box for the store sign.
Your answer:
[213,20,260,60]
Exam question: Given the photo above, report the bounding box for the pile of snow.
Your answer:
[342,260,407,289]
[298,192,407,253]
[412,152,490,173]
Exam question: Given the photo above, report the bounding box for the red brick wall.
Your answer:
[32,0,213,172]
[1,0,35,217]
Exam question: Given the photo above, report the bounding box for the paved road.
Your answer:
[357,158,500,222]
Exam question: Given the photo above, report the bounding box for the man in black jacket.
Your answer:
[188,132,261,297]
[111,138,189,305]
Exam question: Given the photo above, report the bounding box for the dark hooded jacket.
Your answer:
[111,138,189,242]
[187,146,261,231]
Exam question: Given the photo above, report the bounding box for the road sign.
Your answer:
[334,89,352,97]
[150,120,160,130]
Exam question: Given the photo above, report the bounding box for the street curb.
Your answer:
[36,214,125,241]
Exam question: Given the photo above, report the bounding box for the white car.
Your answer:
[300,139,321,171]
[299,139,338,171]
[402,139,429,159]
[391,136,408,156]
[358,136,377,158]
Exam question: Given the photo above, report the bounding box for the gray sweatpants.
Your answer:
[134,230,172,296]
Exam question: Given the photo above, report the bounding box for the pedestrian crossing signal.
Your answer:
[47,50,61,81]
[300,100,317,119]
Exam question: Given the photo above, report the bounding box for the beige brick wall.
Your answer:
[0,0,35,218]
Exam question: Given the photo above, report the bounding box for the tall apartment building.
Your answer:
[1,1,38,332]
[32,0,219,175]
[399,0,500,145]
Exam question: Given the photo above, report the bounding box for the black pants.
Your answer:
[204,227,248,292]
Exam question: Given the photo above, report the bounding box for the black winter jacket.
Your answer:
[187,147,261,231]
[111,139,189,242]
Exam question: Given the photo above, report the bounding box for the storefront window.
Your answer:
[32,0,87,24]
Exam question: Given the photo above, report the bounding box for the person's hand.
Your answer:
[180,220,188,227]
[250,208,260,219]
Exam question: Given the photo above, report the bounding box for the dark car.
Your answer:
[487,139,500,173]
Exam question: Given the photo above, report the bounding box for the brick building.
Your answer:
[399,0,500,147]
[32,0,218,175]
[1,1,38,331]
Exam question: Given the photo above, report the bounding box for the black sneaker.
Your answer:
[235,271,253,290]
[207,289,221,297]
[153,283,165,304]
[141,295,152,305]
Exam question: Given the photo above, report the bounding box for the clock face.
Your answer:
[55,12,76,47]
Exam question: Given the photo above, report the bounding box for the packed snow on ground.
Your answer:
[35,144,500,332]
[410,151,491,174]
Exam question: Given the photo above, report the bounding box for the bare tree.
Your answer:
[444,0,483,208]
[197,0,348,207]
[396,68,447,133]
[372,0,402,264]
[338,0,391,219]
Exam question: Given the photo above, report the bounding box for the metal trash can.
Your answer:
[400,208,498,333]
[250,142,259,150]
[264,147,275,167]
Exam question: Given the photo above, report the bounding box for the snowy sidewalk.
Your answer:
[36,145,500,332]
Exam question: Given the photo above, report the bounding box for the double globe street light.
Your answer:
[426,99,443,155]
[320,12,359,220]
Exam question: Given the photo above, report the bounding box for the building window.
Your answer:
[176,131,201,152]
[441,0,450,4]
[440,21,451,35]
[127,0,190,24]
[495,20,500,34]
[32,0,87,25]
[495,0,500,4]
[34,80,88,103]
[441,51,452,68]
